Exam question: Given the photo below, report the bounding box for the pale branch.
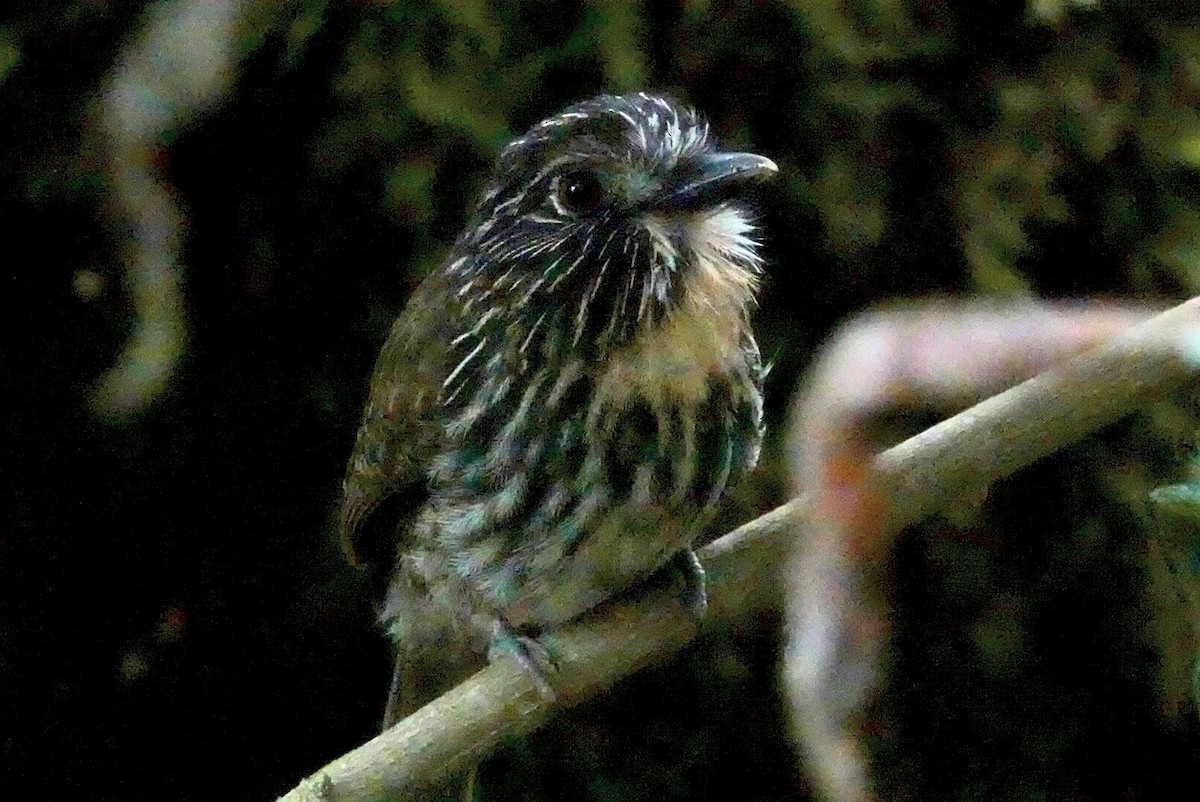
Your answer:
[277,297,1200,802]
[874,298,1200,531]
[91,0,244,418]
[786,296,1200,802]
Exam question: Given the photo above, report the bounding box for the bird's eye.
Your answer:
[553,171,606,215]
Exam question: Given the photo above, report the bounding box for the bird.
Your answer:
[339,91,776,726]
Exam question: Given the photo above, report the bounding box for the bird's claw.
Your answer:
[488,619,557,700]
[673,547,708,621]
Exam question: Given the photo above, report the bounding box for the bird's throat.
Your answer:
[601,205,761,407]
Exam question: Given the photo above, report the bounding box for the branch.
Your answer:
[91,0,244,418]
[277,297,1200,802]
[786,297,1200,802]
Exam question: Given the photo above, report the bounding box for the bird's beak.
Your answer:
[665,151,778,210]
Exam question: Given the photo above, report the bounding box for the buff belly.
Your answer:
[497,498,702,629]
[383,497,702,652]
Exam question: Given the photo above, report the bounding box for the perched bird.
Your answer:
[340,91,776,724]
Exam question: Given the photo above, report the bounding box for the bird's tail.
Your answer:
[382,648,485,801]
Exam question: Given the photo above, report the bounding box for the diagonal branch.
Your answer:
[787,297,1200,802]
[276,297,1200,802]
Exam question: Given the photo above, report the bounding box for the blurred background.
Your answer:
[5,1,1200,799]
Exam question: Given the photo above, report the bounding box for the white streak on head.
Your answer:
[614,108,638,133]
[443,336,487,391]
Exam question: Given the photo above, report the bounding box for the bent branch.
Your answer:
[277,297,1200,802]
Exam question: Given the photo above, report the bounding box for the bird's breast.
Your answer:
[421,313,762,628]
[593,302,744,408]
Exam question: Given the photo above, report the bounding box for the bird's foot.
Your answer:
[487,618,557,700]
[672,547,708,621]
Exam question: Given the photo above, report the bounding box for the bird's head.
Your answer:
[449,92,776,371]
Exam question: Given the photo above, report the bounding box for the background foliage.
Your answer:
[5,0,1200,799]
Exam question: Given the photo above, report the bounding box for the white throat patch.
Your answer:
[597,205,762,407]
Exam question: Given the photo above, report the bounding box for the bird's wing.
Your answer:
[339,270,455,567]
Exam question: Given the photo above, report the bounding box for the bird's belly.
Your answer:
[391,486,705,655]
[410,362,760,640]
[451,391,742,630]
[500,499,701,629]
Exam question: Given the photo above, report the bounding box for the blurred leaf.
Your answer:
[1151,481,1200,517]
[0,25,20,84]
[586,0,647,91]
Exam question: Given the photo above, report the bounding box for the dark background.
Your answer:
[5,1,1200,799]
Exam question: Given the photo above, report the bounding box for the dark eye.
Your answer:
[553,170,606,215]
